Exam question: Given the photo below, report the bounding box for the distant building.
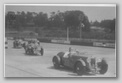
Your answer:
[5,30,38,38]
[18,31,38,36]
[26,22,35,27]
[90,26,104,32]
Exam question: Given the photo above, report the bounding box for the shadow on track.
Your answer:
[48,66,95,76]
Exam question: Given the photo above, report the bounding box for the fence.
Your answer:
[5,33,115,48]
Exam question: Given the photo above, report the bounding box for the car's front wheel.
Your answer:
[75,62,85,75]
[52,56,61,69]
[98,60,108,74]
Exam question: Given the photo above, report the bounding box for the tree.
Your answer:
[64,10,90,39]
[13,11,27,31]
[49,11,65,29]
[33,12,48,27]
[110,19,115,33]
[100,19,115,33]
[5,11,16,30]
[91,19,116,33]
[91,20,100,27]
[64,10,90,30]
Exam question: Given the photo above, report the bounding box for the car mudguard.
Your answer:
[75,59,86,67]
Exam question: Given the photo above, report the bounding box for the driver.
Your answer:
[63,47,75,58]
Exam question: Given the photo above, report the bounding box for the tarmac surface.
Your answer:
[5,40,116,77]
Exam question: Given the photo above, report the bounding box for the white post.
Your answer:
[79,26,81,39]
[80,23,84,39]
[67,27,69,41]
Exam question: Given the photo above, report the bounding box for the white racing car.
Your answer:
[24,40,44,56]
[13,38,24,48]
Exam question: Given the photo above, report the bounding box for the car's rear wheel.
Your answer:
[75,62,85,75]
[52,56,61,69]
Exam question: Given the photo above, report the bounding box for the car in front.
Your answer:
[52,51,108,76]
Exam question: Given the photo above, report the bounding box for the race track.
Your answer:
[5,40,116,77]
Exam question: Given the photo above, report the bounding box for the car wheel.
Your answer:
[41,48,44,56]
[99,61,108,74]
[75,62,85,75]
[52,56,61,69]
[5,47,8,49]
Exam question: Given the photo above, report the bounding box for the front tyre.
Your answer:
[52,56,61,69]
[75,62,85,75]
[98,59,108,74]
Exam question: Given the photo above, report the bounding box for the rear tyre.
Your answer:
[41,48,44,56]
[75,62,85,75]
[52,56,61,69]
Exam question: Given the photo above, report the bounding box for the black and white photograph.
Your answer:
[4,4,116,77]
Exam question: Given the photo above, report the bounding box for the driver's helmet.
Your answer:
[69,47,77,53]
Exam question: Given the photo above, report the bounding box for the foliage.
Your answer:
[91,19,116,33]
[5,10,115,40]
[5,10,90,31]
[64,10,90,31]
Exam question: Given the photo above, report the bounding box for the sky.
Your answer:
[5,5,116,22]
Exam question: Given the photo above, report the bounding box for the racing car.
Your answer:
[24,41,44,56]
[13,38,23,48]
[52,51,108,76]
[5,38,8,49]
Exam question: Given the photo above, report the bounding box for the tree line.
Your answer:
[5,10,115,39]
[5,10,90,31]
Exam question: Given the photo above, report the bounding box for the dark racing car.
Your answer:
[52,50,108,76]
